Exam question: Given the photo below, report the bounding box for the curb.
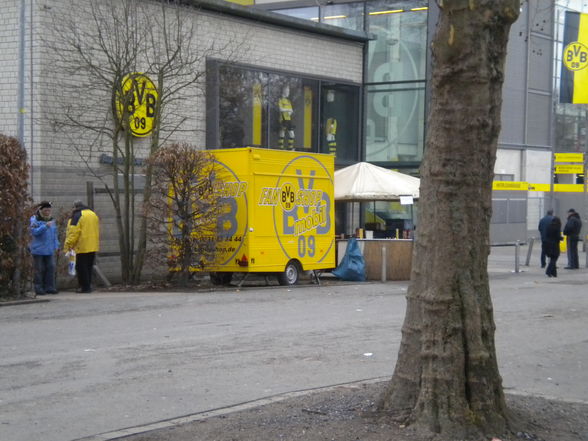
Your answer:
[71,377,391,441]
[0,298,50,307]
[71,378,588,441]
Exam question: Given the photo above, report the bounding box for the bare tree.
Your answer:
[145,143,223,286]
[378,1,520,438]
[132,2,244,283]
[44,0,247,284]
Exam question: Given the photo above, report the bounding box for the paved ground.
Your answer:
[0,244,587,441]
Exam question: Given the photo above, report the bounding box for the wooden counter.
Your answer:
[337,239,413,281]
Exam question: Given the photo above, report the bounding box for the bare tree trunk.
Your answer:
[379,1,520,437]
[112,129,130,283]
[132,72,163,284]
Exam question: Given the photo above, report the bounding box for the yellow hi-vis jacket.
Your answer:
[65,208,100,254]
[278,97,293,121]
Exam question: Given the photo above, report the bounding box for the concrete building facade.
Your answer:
[3,0,587,281]
[1,0,367,280]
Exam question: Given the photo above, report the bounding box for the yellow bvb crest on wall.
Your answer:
[116,73,158,137]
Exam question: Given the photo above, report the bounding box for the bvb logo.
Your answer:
[563,42,588,71]
[116,73,158,137]
[280,183,296,211]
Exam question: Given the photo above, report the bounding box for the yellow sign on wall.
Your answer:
[493,181,587,193]
[116,73,158,138]
[555,152,584,163]
[555,164,584,174]
[492,181,528,191]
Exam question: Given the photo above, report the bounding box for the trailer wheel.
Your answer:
[277,260,300,286]
[210,272,232,285]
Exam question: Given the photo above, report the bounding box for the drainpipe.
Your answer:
[17,0,26,146]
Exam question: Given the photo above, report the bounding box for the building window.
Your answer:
[365,81,425,163]
[272,6,319,22]
[320,84,360,164]
[321,3,365,31]
[364,1,428,165]
[208,62,361,163]
[366,1,428,83]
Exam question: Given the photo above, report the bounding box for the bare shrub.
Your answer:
[0,134,32,298]
[145,143,223,285]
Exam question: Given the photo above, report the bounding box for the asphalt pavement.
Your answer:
[0,243,587,441]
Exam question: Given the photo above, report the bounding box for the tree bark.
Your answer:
[132,71,163,284]
[379,0,520,437]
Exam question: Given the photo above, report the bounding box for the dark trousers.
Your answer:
[76,252,95,292]
[546,255,558,277]
[33,254,56,294]
[540,241,548,267]
[567,238,579,269]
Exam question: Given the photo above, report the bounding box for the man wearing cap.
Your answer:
[563,208,582,270]
[64,200,100,293]
[30,201,60,295]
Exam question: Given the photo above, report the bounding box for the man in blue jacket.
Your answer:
[30,201,60,295]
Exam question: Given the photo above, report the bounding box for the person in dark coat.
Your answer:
[538,209,554,268]
[545,216,562,278]
[563,208,582,269]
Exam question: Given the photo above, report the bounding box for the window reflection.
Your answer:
[219,67,251,148]
[321,3,364,31]
[367,1,428,83]
[366,82,425,163]
[213,63,359,162]
[272,6,319,22]
[321,85,360,163]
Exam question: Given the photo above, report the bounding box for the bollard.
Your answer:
[381,246,387,282]
[515,240,520,273]
[525,237,534,266]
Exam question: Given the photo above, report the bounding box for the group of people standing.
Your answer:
[29,200,100,295]
[538,208,583,278]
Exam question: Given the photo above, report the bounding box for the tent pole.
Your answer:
[410,204,414,237]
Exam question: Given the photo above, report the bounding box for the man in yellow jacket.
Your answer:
[64,200,100,293]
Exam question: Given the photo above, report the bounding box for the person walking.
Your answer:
[538,209,554,268]
[30,201,60,295]
[64,200,100,293]
[563,208,582,269]
[545,216,562,278]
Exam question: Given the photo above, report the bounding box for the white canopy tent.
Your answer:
[334,162,420,201]
[334,162,420,237]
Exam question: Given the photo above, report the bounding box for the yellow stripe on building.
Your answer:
[527,183,551,192]
[554,183,585,193]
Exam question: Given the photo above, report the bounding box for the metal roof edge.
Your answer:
[178,0,374,43]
